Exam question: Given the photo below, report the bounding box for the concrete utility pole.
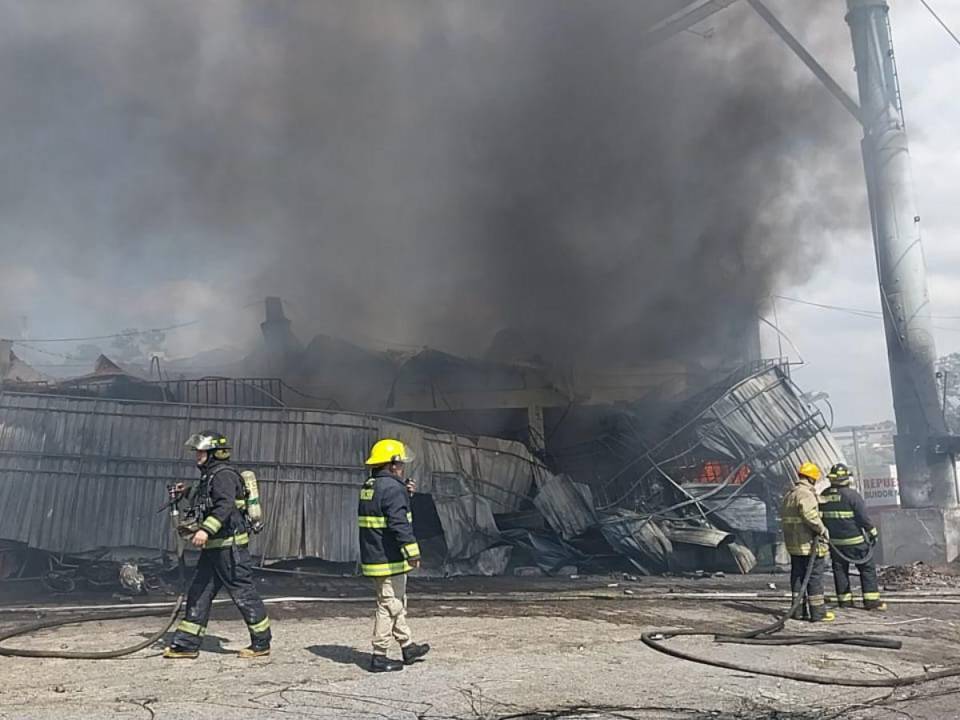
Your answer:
[745,0,960,561]
[845,0,957,510]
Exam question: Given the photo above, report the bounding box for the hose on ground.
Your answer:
[0,513,189,660]
[641,537,960,687]
[0,596,184,659]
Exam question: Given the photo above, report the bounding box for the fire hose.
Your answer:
[641,536,960,687]
[0,499,190,659]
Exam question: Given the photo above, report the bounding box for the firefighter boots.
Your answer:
[238,643,271,658]
[370,654,404,673]
[810,607,836,623]
[163,645,200,659]
[401,642,430,665]
[789,595,809,621]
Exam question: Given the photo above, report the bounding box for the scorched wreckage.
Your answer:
[0,298,842,582]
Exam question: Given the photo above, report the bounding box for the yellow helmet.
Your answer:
[365,438,413,466]
[797,462,821,482]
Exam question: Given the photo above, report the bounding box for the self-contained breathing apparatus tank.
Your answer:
[170,468,265,538]
[240,469,264,534]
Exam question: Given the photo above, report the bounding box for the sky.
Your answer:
[1,0,958,428]
[758,0,960,426]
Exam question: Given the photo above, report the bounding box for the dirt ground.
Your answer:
[2,573,960,719]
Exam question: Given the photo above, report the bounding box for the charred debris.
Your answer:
[0,303,841,590]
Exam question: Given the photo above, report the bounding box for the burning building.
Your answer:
[0,0,859,581]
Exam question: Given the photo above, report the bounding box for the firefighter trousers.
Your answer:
[171,544,271,651]
[830,542,881,608]
[371,573,412,654]
[790,553,828,620]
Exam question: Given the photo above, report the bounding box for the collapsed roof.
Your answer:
[0,362,842,577]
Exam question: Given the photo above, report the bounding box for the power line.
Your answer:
[7,320,201,345]
[4,301,263,345]
[774,295,960,321]
[919,0,960,49]
[14,343,72,360]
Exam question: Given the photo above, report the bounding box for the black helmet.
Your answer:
[827,463,852,483]
[185,430,231,461]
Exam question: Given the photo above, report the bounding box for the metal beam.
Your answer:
[746,0,865,127]
[641,0,741,50]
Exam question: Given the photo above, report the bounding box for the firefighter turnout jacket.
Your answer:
[190,461,250,549]
[819,482,878,547]
[781,480,828,557]
[358,468,420,577]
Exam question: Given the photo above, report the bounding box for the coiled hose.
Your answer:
[641,537,960,686]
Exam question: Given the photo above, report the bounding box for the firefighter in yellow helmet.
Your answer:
[358,439,430,672]
[780,462,834,622]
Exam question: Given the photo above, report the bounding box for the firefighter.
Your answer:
[163,430,272,659]
[821,463,886,611]
[358,438,430,672]
[781,462,835,622]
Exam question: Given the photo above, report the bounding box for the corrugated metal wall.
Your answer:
[0,392,540,561]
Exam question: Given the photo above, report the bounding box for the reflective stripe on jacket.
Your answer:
[189,462,248,550]
[820,482,877,547]
[781,480,828,557]
[358,468,420,577]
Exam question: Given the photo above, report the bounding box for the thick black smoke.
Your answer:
[0,1,863,368]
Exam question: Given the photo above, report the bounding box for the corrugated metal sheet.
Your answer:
[597,365,844,515]
[0,391,541,561]
[533,474,598,540]
[599,510,673,575]
[696,368,843,488]
[433,494,500,560]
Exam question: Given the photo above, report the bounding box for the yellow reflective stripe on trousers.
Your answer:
[401,542,421,559]
[837,593,853,601]
[177,620,206,636]
[832,536,865,546]
[358,515,388,528]
[361,561,413,576]
[863,592,881,600]
[201,516,223,534]
[204,533,249,549]
[821,510,855,519]
[248,617,271,633]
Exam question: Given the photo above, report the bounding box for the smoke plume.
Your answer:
[0,1,863,368]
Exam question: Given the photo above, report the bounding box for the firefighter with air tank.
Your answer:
[820,462,886,611]
[163,430,272,659]
[780,462,835,622]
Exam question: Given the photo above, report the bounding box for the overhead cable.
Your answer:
[919,0,960,49]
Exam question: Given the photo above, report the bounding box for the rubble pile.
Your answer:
[878,562,956,590]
